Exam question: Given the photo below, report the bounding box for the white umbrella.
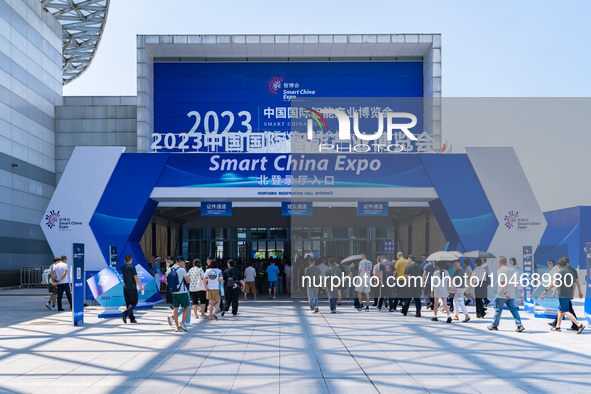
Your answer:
[461,250,496,259]
[341,255,362,264]
[426,251,461,262]
[450,251,463,259]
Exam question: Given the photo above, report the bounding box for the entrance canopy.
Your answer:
[41,147,546,273]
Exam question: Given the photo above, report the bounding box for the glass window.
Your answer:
[253,241,267,259]
[333,241,351,259]
[186,229,206,239]
[186,240,208,256]
[270,228,287,239]
[292,227,308,240]
[226,228,247,239]
[267,241,284,259]
[311,227,327,238]
[333,227,348,239]
[374,227,394,239]
[251,228,267,240]
[352,227,368,239]
[212,228,224,240]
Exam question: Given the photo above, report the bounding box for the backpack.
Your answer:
[226,268,239,288]
[166,266,182,292]
[42,268,53,285]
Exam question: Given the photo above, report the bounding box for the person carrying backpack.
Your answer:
[166,257,191,332]
[221,260,244,317]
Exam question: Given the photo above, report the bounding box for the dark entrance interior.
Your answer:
[140,206,446,263]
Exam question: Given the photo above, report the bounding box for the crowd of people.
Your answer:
[149,256,291,332]
[300,252,585,334]
[41,251,586,335]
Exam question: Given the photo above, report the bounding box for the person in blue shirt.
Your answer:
[266,260,280,299]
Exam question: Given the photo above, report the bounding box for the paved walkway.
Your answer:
[0,292,590,393]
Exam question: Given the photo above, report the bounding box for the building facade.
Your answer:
[0,0,62,271]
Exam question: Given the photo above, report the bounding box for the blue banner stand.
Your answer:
[72,243,85,326]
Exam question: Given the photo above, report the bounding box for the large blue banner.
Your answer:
[153,62,426,153]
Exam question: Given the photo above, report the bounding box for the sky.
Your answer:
[63,0,591,211]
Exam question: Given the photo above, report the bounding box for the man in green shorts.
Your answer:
[168,257,191,332]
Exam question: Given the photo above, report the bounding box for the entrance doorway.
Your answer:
[182,227,290,262]
[140,206,447,264]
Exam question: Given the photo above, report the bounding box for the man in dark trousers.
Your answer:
[401,255,423,317]
[54,255,72,311]
[222,259,245,317]
[377,255,396,312]
[121,254,145,324]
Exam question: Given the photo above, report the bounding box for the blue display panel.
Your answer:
[153,62,424,153]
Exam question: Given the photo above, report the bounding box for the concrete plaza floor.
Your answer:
[0,290,590,393]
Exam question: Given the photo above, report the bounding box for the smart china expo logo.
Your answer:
[504,210,519,229]
[268,75,284,95]
[45,210,60,229]
[44,210,82,231]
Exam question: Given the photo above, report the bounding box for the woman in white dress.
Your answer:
[431,261,452,323]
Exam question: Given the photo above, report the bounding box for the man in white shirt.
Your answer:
[167,257,191,332]
[244,263,257,300]
[488,256,524,332]
[356,253,373,311]
[54,255,72,311]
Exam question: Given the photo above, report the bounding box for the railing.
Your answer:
[20,267,45,288]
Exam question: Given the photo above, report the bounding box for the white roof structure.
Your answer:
[40,0,110,84]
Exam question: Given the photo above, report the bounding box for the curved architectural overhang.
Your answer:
[40,0,110,85]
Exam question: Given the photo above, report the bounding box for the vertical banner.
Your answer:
[109,246,117,268]
[72,243,85,326]
[522,246,533,307]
